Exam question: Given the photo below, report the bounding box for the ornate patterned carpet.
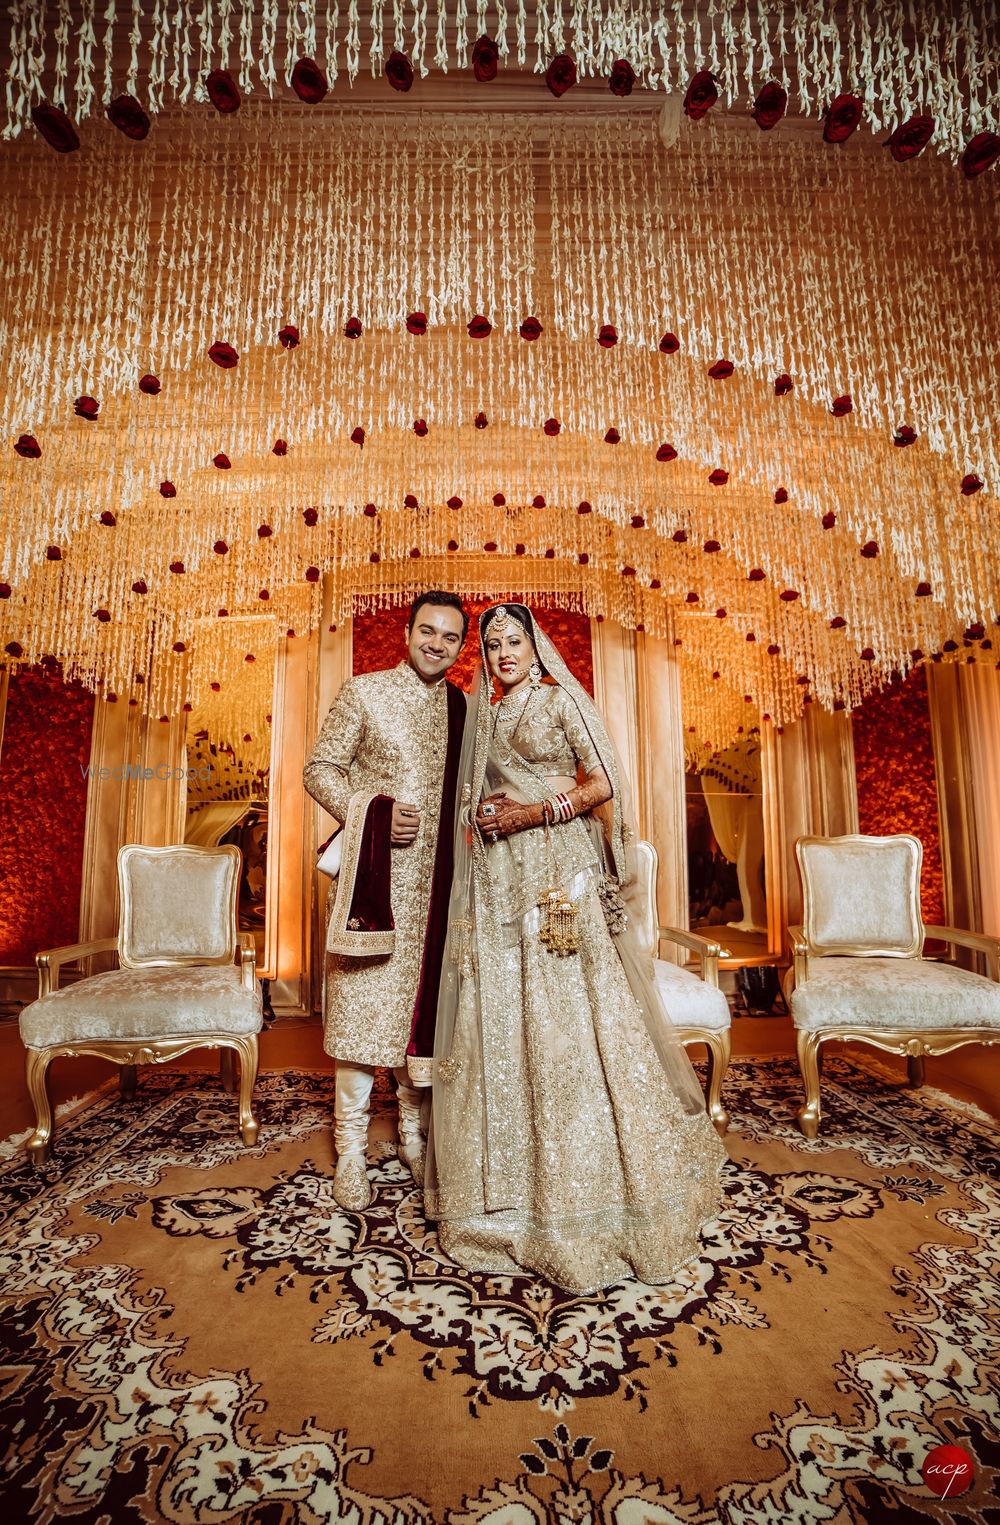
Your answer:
[1,1057,997,1523]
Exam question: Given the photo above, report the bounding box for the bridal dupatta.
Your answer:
[426,605,709,1216]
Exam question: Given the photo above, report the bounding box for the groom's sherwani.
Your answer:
[304,661,465,1069]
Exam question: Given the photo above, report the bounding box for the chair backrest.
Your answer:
[796,833,925,959]
[117,844,241,968]
[633,839,659,960]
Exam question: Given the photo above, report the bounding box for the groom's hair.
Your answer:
[407,589,469,641]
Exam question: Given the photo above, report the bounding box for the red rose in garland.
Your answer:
[406,311,428,335]
[774,373,793,395]
[106,94,150,139]
[520,315,543,340]
[546,54,576,98]
[344,316,363,338]
[303,507,319,524]
[387,51,414,92]
[74,395,99,420]
[291,58,328,104]
[139,373,161,394]
[5,642,23,658]
[708,359,734,379]
[961,132,1000,179]
[860,540,879,557]
[683,70,718,121]
[656,443,677,461]
[475,411,488,428]
[305,566,321,582]
[131,579,147,594]
[159,480,176,497]
[413,418,428,436]
[748,568,766,581]
[578,501,592,515]
[0,583,10,597]
[278,324,300,349]
[468,315,492,338]
[544,418,561,436]
[752,82,787,131]
[350,426,365,447]
[961,474,983,494]
[822,511,836,528]
[894,425,917,446]
[532,495,546,508]
[258,523,273,538]
[272,438,288,455]
[493,492,505,506]
[14,434,41,458]
[447,496,463,509]
[824,93,863,143]
[170,560,185,573]
[99,511,116,525]
[206,70,240,113]
[609,60,635,98]
[831,394,853,416]
[46,546,62,560]
[604,428,620,444]
[884,114,934,162]
[774,487,788,503]
[213,452,231,469]
[208,340,238,368]
[31,103,80,153]
[472,36,499,82]
[703,539,721,553]
[659,331,680,353]
[708,469,728,485]
[598,324,618,348]
[780,588,800,601]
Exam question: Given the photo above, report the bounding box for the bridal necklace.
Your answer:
[493,683,534,761]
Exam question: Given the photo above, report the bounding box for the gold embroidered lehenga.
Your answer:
[425,606,727,1294]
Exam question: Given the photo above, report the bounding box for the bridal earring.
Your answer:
[529,659,542,686]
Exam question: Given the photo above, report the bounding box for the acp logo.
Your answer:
[921,1444,974,1498]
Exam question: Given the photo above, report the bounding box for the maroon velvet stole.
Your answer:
[407,681,466,1061]
[342,794,395,936]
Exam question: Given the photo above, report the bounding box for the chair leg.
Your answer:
[219,1047,237,1093]
[24,1048,54,1166]
[234,1035,260,1146]
[703,1031,731,1136]
[907,1055,926,1088]
[796,1030,823,1140]
[119,1064,138,1101]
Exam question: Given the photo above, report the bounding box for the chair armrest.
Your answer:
[658,925,730,989]
[924,925,1000,981]
[788,925,809,989]
[238,932,258,991]
[36,937,118,997]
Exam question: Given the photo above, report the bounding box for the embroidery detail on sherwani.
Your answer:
[326,790,395,957]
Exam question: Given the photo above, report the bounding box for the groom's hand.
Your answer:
[391,801,421,845]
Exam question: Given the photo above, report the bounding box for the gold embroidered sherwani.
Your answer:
[304,661,455,1068]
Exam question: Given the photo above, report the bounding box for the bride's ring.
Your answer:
[482,803,497,818]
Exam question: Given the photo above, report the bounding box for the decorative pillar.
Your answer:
[925,664,978,936]
[308,579,354,1013]
[590,619,644,827]
[959,663,1000,937]
[775,706,858,944]
[636,625,688,938]
[266,630,313,1010]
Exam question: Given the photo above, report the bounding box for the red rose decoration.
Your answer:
[99,511,116,525]
[172,640,186,652]
[650,579,661,590]
[684,70,718,120]
[278,324,300,349]
[774,373,793,395]
[131,579,147,594]
[483,541,497,552]
[520,316,543,340]
[622,565,636,577]
[139,373,160,394]
[303,507,319,524]
[447,496,463,509]
[961,474,983,494]
[413,418,428,436]
[363,502,377,517]
[659,331,680,353]
[291,58,328,104]
[656,443,677,461]
[213,452,231,469]
[577,501,592,515]
[159,480,176,497]
[672,529,687,542]
[14,434,41,459]
[598,324,618,348]
[703,539,721,553]
[273,439,288,455]
[406,311,428,335]
[544,418,561,436]
[350,427,365,447]
[408,548,420,559]
[860,540,879,558]
[532,495,546,508]
[631,514,645,528]
[305,566,321,583]
[752,82,787,131]
[824,93,863,144]
[894,425,917,446]
[106,94,150,140]
[447,539,459,552]
[0,583,10,597]
[206,69,241,113]
[604,428,620,445]
[609,59,635,98]
[94,608,111,622]
[74,395,99,420]
[708,469,729,485]
[774,488,788,503]
[780,588,800,601]
[468,315,492,338]
[208,341,238,368]
[344,316,363,338]
[578,552,590,565]
[474,412,489,431]
[884,114,934,162]
[5,642,23,657]
[708,359,734,379]
[546,54,576,97]
[170,560,185,573]
[822,511,836,528]
[214,540,228,554]
[860,647,875,662]
[514,544,526,556]
[715,608,727,619]
[961,132,1000,179]
[748,568,766,581]
[472,36,499,82]
[685,591,699,603]
[831,394,852,416]
[31,103,80,153]
[767,641,781,652]
[258,523,273,538]
[493,493,506,506]
[386,51,414,92]
[829,616,846,629]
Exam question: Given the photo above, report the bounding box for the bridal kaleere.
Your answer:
[425,604,726,1293]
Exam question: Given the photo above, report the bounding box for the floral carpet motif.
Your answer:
[0,1057,997,1523]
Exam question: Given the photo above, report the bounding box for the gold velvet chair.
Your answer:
[636,840,733,1134]
[18,844,263,1165]
[789,833,1000,1138]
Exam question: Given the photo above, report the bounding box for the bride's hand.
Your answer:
[476,792,543,840]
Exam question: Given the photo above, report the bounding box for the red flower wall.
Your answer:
[852,666,945,924]
[0,667,93,965]
[353,600,594,695]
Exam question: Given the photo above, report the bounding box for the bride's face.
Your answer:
[484,622,535,691]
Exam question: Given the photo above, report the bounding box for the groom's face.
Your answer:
[406,604,465,682]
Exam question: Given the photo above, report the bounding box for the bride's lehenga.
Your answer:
[426,608,727,1295]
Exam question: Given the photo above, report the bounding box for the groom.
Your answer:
[304,591,468,1210]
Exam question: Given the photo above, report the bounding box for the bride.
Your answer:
[425,603,727,1294]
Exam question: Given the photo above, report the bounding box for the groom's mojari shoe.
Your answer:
[333,1155,372,1211]
[398,1136,426,1186]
